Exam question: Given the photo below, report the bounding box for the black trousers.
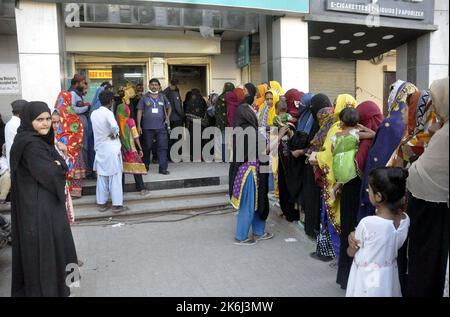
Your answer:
[400,193,449,297]
[336,177,362,290]
[122,173,146,192]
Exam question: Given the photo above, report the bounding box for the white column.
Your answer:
[15,1,62,108]
[426,0,449,85]
[272,17,309,92]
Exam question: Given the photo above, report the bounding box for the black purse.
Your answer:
[288,131,309,151]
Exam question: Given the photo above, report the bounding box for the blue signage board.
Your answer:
[40,0,309,14]
[237,36,250,68]
[156,0,309,13]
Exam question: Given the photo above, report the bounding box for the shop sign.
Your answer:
[88,70,113,79]
[326,0,426,20]
[0,64,20,95]
[237,36,250,68]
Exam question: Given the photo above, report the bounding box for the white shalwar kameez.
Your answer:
[91,106,123,206]
[346,213,410,297]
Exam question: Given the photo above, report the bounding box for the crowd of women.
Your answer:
[227,77,449,297]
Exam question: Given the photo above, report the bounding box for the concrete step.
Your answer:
[74,193,232,222]
[73,185,229,207]
[82,162,229,195]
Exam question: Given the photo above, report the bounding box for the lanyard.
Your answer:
[149,96,159,108]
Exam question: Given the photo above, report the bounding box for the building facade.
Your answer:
[0,0,448,120]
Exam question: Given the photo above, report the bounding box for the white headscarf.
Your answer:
[407,77,449,203]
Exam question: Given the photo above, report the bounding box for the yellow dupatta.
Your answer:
[316,94,357,233]
[255,84,269,112]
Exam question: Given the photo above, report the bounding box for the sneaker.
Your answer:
[159,170,170,175]
[254,232,274,241]
[98,204,109,212]
[140,189,150,196]
[233,238,257,246]
[111,206,129,214]
[309,252,334,262]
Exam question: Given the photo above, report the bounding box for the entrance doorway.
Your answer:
[168,65,207,100]
[76,64,146,102]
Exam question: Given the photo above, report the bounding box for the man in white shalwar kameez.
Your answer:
[91,90,127,213]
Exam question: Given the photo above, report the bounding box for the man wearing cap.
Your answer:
[4,99,27,169]
[137,78,172,175]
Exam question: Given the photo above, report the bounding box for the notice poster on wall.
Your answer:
[0,64,20,94]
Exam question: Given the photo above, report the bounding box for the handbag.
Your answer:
[288,131,309,151]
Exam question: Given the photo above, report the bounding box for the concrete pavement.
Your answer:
[0,208,345,297]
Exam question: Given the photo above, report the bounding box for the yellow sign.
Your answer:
[88,70,112,79]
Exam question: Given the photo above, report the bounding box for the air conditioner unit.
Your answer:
[166,7,182,26]
[222,11,246,30]
[133,5,156,25]
[85,4,109,23]
[202,10,221,29]
[183,8,203,27]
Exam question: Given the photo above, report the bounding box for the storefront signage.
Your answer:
[39,0,309,14]
[237,36,250,68]
[326,0,426,20]
[88,70,112,79]
[0,64,20,95]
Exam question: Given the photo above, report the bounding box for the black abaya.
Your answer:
[403,193,449,297]
[336,177,362,289]
[10,103,78,297]
[302,164,322,238]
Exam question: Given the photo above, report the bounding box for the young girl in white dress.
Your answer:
[346,167,410,297]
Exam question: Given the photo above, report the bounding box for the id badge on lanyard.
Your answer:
[150,98,159,114]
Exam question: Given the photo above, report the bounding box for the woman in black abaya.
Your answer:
[10,101,78,297]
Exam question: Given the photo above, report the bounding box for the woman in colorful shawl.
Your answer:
[310,94,358,257]
[404,77,449,297]
[285,89,305,122]
[308,106,336,260]
[390,89,434,166]
[54,91,84,198]
[116,85,148,196]
[254,83,269,112]
[229,103,272,245]
[336,100,383,289]
[357,81,419,222]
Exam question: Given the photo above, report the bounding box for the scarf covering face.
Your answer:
[285,89,304,118]
[316,94,357,233]
[10,102,58,173]
[244,83,257,106]
[357,81,418,221]
[225,88,245,128]
[311,93,332,122]
[254,84,269,112]
[407,77,449,203]
[355,101,383,174]
[296,93,315,134]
